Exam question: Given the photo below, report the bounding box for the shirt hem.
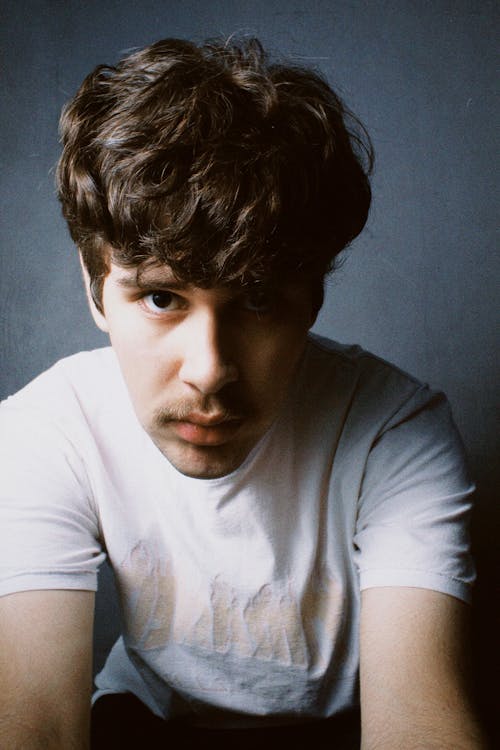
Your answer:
[0,573,98,598]
[358,568,473,604]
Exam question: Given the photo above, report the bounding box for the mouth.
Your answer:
[170,413,244,446]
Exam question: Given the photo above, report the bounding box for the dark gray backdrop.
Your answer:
[1,0,498,739]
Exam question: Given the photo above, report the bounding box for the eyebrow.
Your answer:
[114,272,187,291]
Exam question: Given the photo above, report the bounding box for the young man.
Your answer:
[0,38,486,748]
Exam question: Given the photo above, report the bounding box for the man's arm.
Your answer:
[359,586,487,750]
[0,589,95,750]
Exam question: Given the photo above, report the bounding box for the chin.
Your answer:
[155,439,250,480]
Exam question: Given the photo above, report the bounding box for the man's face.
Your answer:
[89,258,315,479]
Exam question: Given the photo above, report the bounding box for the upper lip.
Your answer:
[181,413,241,427]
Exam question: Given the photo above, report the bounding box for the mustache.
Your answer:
[153,397,250,426]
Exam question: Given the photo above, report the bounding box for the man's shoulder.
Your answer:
[301,334,441,436]
[305,334,422,392]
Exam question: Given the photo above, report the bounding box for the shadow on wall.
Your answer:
[471,482,500,746]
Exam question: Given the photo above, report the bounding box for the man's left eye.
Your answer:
[242,288,273,314]
[142,291,179,312]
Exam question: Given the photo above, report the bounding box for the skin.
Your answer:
[360,587,488,749]
[84,255,317,479]
[0,590,94,750]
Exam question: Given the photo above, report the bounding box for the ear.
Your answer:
[79,254,109,333]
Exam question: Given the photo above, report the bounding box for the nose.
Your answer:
[178,310,238,395]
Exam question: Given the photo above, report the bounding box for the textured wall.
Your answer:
[1,0,498,739]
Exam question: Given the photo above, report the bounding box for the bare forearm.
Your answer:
[0,590,94,750]
[361,713,489,750]
[0,713,89,750]
[360,590,490,750]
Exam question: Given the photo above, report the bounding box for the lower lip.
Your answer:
[172,420,242,446]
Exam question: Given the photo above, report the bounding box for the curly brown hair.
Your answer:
[56,37,373,310]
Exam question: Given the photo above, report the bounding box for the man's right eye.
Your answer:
[141,291,180,313]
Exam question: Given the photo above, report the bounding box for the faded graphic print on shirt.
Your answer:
[117,540,346,681]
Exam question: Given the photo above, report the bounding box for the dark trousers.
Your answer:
[91,693,361,749]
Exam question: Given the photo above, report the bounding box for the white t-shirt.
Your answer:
[0,336,475,726]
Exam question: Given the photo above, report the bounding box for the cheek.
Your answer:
[108,325,166,400]
[108,313,157,367]
[245,326,308,393]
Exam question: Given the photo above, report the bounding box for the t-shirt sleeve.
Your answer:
[0,402,105,597]
[353,385,475,603]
